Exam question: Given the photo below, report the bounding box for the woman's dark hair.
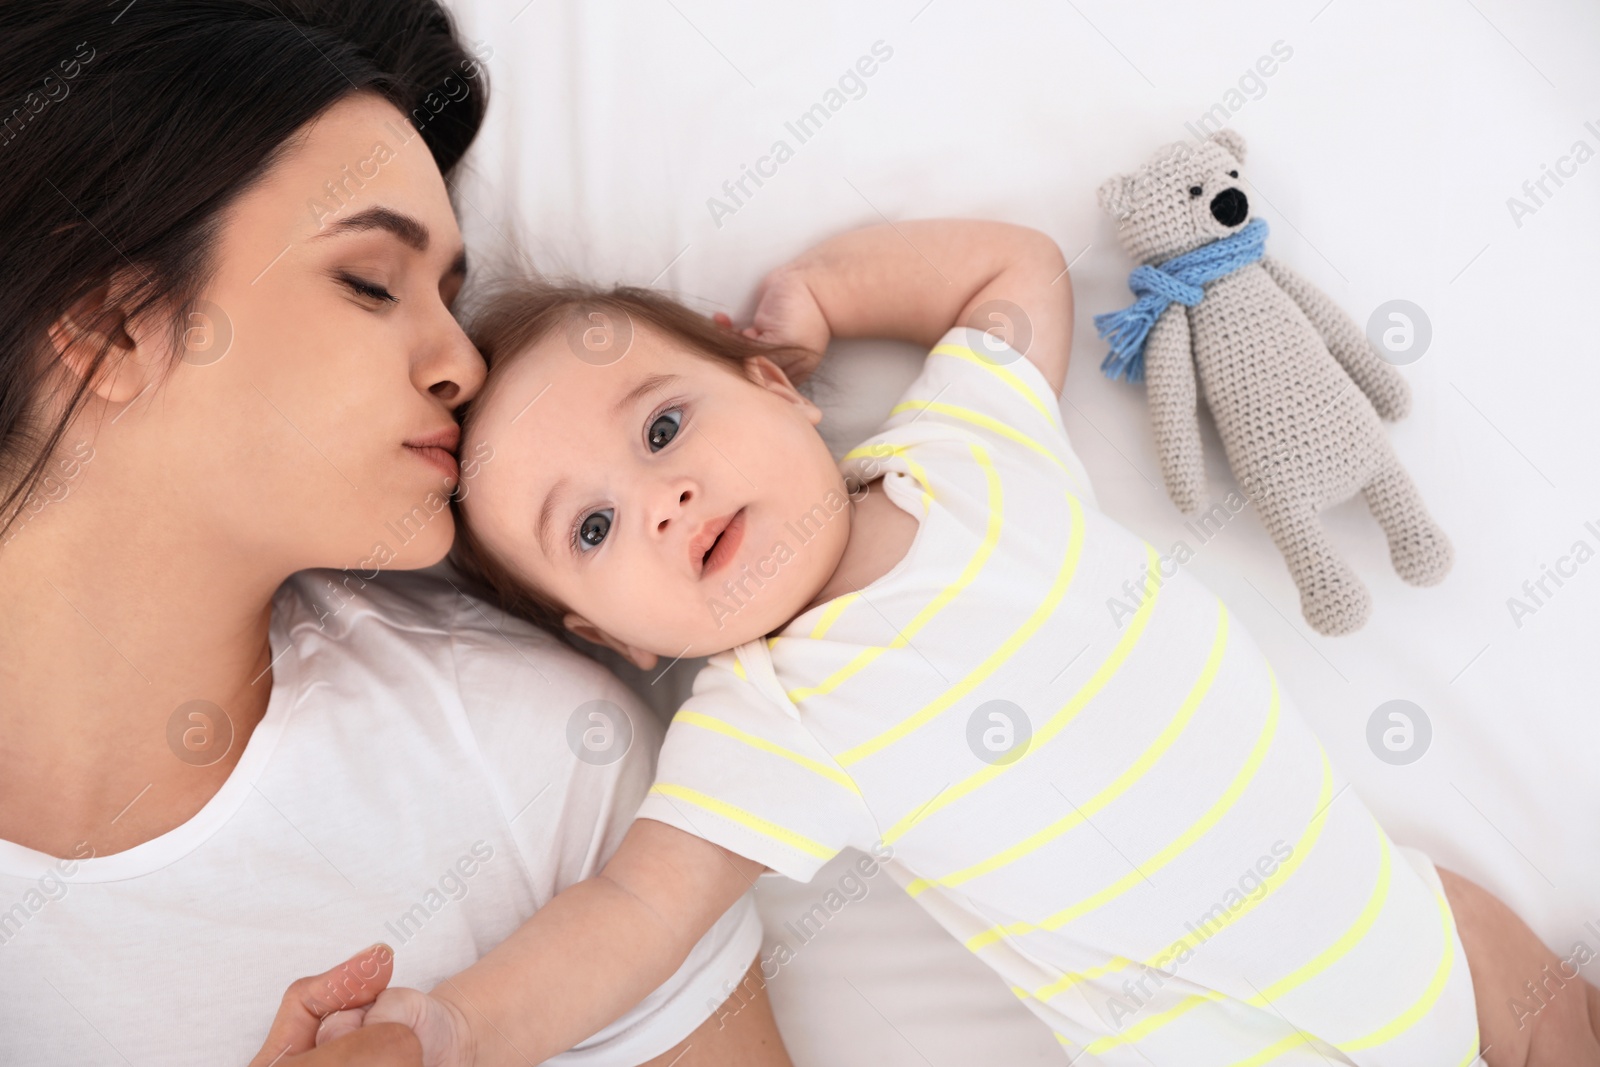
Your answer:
[449,280,815,645]
[0,0,489,539]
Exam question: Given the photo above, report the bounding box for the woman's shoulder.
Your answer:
[275,563,564,662]
[271,564,662,748]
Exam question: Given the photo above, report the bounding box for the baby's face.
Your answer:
[461,322,851,667]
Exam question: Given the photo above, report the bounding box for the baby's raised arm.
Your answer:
[339,818,764,1066]
[753,219,1075,394]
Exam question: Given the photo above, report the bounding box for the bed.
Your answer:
[440,1,1600,1060]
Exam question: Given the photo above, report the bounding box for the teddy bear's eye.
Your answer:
[1228,170,1238,178]
[1188,185,1203,197]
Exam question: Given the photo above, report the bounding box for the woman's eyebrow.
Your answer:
[311,205,468,279]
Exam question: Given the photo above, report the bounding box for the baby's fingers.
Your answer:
[366,987,476,1067]
[315,1007,367,1046]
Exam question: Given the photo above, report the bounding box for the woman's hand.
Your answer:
[248,944,423,1067]
[317,985,475,1067]
[716,266,830,384]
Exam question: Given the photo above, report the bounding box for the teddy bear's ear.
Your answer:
[1208,128,1247,164]
[1096,173,1136,219]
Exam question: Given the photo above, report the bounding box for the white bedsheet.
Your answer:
[443,1,1600,1061]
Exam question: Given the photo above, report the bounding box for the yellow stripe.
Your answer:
[1118,730,1330,957]
[674,709,861,795]
[930,342,1056,424]
[1026,956,1139,1004]
[792,441,1003,710]
[767,593,861,661]
[972,670,1291,955]
[1337,887,1458,1053]
[777,444,924,650]
[888,398,1085,494]
[906,600,1227,896]
[839,491,1084,771]
[881,540,1161,842]
[1085,816,1394,1055]
[840,442,935,515]
[804,592,859,641]
[648,782,834,859]
[1018,678,1287,987]
[1245,820,1392,1001]
[1221,882,1459,1066]
[730,657,747,680]
[1093,990,1229,1055]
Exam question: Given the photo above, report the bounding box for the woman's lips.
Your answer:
[701,507,747,577]
[404,443,459,484]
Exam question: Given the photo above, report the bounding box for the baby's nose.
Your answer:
[655,487,694,533]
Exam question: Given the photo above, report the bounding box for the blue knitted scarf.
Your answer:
[1094,217,1269,384]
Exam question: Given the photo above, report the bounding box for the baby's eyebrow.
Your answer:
[536,476,569,559]
[610,373,681,419]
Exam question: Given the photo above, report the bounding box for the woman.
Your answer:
[0,2,789,1064]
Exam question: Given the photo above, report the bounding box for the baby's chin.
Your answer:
[642,587,822,659]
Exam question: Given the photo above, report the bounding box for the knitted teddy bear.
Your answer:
[1094,129,1451,636]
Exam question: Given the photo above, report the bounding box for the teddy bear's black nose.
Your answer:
[1210,188,1249,227]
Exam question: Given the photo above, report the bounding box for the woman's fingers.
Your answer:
[247,943,397,1066]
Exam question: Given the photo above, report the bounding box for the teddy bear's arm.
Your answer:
[1259,256,1411,421]
[1145,303,1207,515]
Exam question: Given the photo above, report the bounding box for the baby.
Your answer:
[327,220,1598,1065]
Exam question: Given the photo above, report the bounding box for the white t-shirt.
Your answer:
[636,327,1478,1065]
[0,568,761,1066]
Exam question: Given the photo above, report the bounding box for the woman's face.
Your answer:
[90,92,484,573]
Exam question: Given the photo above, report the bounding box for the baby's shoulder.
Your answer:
[843,326,1097,507]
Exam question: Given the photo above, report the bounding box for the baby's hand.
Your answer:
[316,986,475,1067]
[720,266,830,383]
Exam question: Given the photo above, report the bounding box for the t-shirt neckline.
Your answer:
[0,582,304,881]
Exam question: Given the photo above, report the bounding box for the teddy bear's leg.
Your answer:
[1255,495,1373,635]
[1363,458,1453,586]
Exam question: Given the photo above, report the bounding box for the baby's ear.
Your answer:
[1208,128,1247,164]
[563,612,660,671]
[1096,173,1136,219]
[745,355,821,424]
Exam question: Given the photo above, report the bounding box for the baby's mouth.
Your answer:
[698,507,748,578]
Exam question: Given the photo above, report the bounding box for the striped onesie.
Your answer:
[635,325,1480,1065]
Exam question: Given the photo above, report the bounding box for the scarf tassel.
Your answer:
[1094,218,1269,386]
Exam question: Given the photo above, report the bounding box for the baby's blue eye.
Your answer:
[648,409,682,452]
[575,508,613,552]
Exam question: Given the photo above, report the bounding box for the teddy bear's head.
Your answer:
[1097,129,1252,264]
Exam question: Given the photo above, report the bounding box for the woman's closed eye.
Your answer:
[338,273,399,305]
[571,403,688,556]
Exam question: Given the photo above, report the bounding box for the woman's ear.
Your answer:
[45,279,166,404]
[563,612,661,671]
[743,355,822,426]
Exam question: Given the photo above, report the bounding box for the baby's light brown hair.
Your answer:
[448,278,815,646]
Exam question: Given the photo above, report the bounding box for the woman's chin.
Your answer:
[330,500,457,573]
[381,522,456,571]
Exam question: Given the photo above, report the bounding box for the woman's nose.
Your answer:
[418,315,487,409]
